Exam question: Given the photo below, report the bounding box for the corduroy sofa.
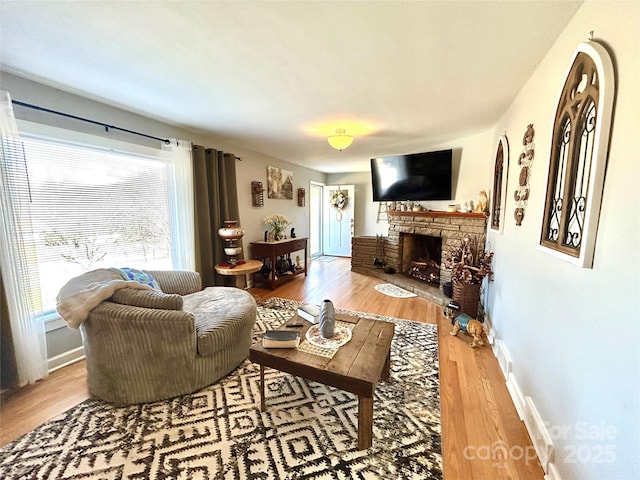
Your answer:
[79,270,257,405]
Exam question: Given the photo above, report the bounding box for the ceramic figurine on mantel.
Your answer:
[474,190,489,214]
[319,299,336,338]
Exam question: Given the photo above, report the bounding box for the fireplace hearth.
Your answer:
[351,211,488,302]
[402,233,442,284]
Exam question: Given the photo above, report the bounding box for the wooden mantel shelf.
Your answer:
[387,210,488,219]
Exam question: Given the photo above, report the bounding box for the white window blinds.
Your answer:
[17,134,184,314]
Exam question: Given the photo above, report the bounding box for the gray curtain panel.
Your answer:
[192,146,241,287]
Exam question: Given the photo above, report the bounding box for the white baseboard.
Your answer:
[491,333,556,475]
[484,313,496,345]
[544,461,562,480]
[493,339,512,379]
[506,373,526,420]
[48,346,85,372]
[524,396,555,473]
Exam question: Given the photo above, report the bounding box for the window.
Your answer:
[7,126,193,318]
[539,41,615,268]
[490,135,509,233]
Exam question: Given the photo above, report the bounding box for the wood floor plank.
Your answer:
[0,258,544,480]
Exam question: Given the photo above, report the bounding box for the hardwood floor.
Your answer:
[0,258,543,479]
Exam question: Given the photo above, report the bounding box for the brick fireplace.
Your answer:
[351,211,487,303]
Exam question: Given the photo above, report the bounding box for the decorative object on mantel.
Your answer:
[443,236,493,317]
[251,181,264,207]
[514,124,535,226]
[318,299,336,338]
[263,214,290,241]
[329,189,348,221]
[443,300,485,348]
[473,190,489,214]
[218,220,245,266]
[297,188,305,207]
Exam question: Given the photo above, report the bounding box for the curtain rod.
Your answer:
[12,99,172,145]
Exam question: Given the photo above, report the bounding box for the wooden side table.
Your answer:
[250,237,308,290]
[214,259,263,276]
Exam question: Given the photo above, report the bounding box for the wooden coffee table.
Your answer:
[249,313,395,450]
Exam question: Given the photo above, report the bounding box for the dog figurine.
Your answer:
[443,301,485,347]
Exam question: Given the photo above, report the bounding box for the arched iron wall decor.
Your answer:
[538,40,615,268]
[491,134,509,233]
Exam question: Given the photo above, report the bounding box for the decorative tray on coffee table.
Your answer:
[305,324,352,349]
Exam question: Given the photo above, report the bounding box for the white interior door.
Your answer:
[323,185,354,257]
[309,183,323,257]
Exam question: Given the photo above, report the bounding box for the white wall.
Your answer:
[330,130,495,237]
[237,155,325,246]
[0,72,326,260]
[485,2,639,479]
[326,171,387,237]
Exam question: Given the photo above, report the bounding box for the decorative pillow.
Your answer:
[110,288,183,311]
[117,267,161,290]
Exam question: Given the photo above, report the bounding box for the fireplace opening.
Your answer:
[401,234,442,284]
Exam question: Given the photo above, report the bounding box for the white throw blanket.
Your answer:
[56,268,153,329]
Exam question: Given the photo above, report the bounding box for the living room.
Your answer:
[1,1,638,479]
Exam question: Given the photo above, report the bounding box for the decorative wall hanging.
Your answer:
[298,188,305,207]
[538,40,615,268]
[329,189,348,221]
[251,181,264,207]
[267,166,294,199]
[514,124,535,226]
[490,134,509,233]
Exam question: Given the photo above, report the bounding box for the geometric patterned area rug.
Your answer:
[374,283,418,298]
[0,297,441,479]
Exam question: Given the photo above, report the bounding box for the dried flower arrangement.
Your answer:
[443,236,494,285]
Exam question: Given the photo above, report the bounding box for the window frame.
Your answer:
[538,41,615,268]
[14,120,193,322]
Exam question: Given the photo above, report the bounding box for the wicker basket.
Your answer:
[452,281,481,317]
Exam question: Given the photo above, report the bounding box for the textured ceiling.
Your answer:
[0,1,582,172]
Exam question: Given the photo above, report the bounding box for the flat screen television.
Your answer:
[370,149,453,202]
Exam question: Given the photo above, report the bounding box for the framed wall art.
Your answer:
[267,165,293,200]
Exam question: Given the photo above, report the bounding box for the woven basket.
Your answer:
[452,281,481,317]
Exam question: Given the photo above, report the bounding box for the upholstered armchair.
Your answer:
[79,270,256,405]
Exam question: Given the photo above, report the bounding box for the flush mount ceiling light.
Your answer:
[327,128,354,151]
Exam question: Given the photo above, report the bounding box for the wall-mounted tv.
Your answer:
[370,149,453,202]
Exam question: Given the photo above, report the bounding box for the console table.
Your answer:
[250,237,308,290]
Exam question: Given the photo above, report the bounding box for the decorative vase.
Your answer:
[442,281,453,298]
[217,220,244,265]
[452,280,481,317]
[319,299,335,339]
